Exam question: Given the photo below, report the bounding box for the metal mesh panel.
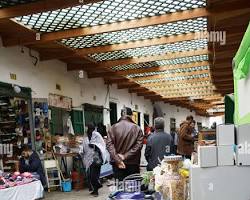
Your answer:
[147,81,212,89]
[15,0,206,32]
[0,0,40,8]
[61,18,207,48]
[112,54,209,71]
[89,39,207,61]
[127,65,209,78]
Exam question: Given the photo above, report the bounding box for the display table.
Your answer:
[0,180,44,200]
[54,152,78,177]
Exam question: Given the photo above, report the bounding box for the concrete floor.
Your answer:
[45,185,110,200]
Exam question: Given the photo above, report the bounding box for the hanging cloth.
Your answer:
[67,116,75,135]
[233,22,250,79]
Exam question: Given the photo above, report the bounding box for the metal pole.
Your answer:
[27,98,36,150]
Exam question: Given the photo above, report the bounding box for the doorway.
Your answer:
[144,114,150,128]
[109,102,117,125]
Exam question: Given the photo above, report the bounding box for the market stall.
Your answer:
[0,172,44,200]
[0,82,35,172]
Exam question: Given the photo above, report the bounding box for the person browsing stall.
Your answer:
[81,124,107,197]
[177,115,196,159]
[107,107,144,181]
[19,145,46,186]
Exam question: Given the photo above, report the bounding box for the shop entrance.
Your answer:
[109,102,117,125]
[0,81,34,172]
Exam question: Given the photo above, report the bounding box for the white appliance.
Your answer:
[216,124,235,146]
[198,146,217,168]
[236,124,250,166]
[190,166,250,200]
[217,145,234,166]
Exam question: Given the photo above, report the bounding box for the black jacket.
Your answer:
[145,130,173,171]
[20,151,46,186]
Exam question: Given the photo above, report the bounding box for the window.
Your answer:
[71,110,84,135]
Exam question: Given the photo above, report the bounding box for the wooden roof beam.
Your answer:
[66,63,101,72]
[129,88,149,93]
[87,61,210,78]
[153,86,216,93]
[4,8,209,46]
[137,92,157,97]
[130,69,210,82]
[117,83,140,89]
[142,76,211,87]
[71,49,209,70]
[4,6,249,47]
[40,32,206,61]
[115,71,211,85]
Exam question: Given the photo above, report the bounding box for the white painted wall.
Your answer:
[0,37,210,132]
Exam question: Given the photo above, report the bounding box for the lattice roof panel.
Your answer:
[127,65,209,78]
[146,80,212,89]
[0,0,40,8]
[89,39,207,61]
[61,17,207,49]
[112,54,209,71]
[136,73,209,84]
[14,0,206,32]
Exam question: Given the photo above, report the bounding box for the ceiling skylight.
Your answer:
[14,0,206,32]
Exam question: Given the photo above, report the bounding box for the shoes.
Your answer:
[97,183,103,189]
[90,191,99,197]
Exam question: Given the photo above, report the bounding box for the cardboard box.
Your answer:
[198,146,217,168]
[216,124,235,146]
[236,124,250,166]
[217,145,234,166]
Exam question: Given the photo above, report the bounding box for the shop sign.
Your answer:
[48,93,72,110]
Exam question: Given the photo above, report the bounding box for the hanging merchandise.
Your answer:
[0,96,33,172]
[67,116,75,135]
[32,98,49,154]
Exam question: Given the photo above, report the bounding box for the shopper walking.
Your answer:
[107,107,144,181]
[145,117,173,171]
[81,124,107,197]
[170,127,178,155]
[177,115,196,160]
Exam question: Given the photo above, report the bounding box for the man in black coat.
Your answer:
[145,117,173,171]
[20,145,46,187]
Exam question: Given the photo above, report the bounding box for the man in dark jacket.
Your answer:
[20,145,46,186]
[177,115,195,159]
[145,117,172,171]
[107,107,143,181]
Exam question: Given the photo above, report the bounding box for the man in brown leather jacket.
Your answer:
[177,115,195,159]
[107,107,144,181]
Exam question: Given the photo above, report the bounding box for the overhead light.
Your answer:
[12,84,21,94]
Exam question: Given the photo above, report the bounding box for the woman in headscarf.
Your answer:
[81,123,107,197]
